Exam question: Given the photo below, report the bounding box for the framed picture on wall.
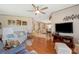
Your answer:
[8,20,15,25]
[22,21,27,25]
[12,20,15,24]
[16,20,21,25]
[8,20,11,25]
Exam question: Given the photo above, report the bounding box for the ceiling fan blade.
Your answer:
[37,6,39,10]
[49,16,52,20]
[39,11,46,14]
[40,7,48,10]
[32,4,36,9]
[27,10,34,12]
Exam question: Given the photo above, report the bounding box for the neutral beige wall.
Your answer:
[0,15,33,34]
[51,5,79,44]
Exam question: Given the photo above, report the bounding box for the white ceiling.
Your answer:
[0,4,75,20]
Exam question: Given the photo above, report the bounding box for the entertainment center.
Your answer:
[52,34,74,49]
[53,22,75,50]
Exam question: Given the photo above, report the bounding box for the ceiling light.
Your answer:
[35,10,40,14]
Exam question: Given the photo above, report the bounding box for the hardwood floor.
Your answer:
[26,34,56,54]
[26,33,77,54]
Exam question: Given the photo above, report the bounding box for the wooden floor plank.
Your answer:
[26,36,56,54]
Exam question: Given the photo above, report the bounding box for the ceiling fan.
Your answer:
[27,4,48,15]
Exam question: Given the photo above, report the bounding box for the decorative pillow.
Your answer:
[10,40,20,48]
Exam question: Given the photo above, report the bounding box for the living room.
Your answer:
[0,4,79,54]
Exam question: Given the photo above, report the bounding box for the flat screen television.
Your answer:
[55,22,73,33]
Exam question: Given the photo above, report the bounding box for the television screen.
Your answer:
[55,22,73,33]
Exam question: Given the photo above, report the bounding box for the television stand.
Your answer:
[52,34,75,49]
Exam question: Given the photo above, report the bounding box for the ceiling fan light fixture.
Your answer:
[27,4,48,15]
[35,10,40,14]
